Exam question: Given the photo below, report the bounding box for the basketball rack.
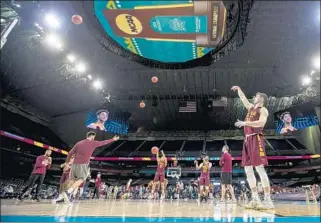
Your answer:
[166,167,181,179]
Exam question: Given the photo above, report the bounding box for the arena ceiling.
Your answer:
[1,1,320,144]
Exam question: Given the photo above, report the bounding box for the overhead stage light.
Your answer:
[45,13,60,29]
[312,56,320,69]
[93,79,102,89]
[75,62,86,73]
[45,34,63,50]
[67,54,76,63]
[302,76,312,85]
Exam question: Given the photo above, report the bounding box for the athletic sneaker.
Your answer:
[62,192,72,204]
[256,200,274,210]
[52,195,64,203]
[245,199,261,209]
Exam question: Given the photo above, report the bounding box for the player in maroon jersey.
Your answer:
[150,150,167,199]
[232,86,274,209]
[122,179,132,199]
[194,156,212,202]
[53,157,74,203]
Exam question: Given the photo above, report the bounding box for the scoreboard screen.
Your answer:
[94,0,226,63]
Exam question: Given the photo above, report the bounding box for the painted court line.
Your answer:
[1,215,320,222]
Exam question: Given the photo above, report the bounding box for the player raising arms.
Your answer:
[121,179,132,199]
[231,86,274,209]
[150,150,167,200]
[194,156,212,202]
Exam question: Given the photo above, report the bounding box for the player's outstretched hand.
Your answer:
[235,119,245,128]
[231,86,240,91]
[113,135,120,141]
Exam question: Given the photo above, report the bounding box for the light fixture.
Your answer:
[311,70,315,75]
[312,56,320,69]
[93,79,102,89]
[0,18,6,23]
[45,34,63,50]
[302,76,312,85]
[45,13,60,28]
[75,62,86,73]
[34,23,43,30]
[87,74,92,80]
[67,54,76,63]
[15,4,21,8]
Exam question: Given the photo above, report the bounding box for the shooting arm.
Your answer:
[244,107,269,128]
[238,88,253,109]
[156,151,160,163]
[196,163,202,170]
[162,151,167,166]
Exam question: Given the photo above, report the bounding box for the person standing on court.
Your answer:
[231,86,274,209]
[92,172,102,199]
[219,145,236,203]
[59,131,119,203]
[18,149,52,201]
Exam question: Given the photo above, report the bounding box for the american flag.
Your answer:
[179,101,197,113]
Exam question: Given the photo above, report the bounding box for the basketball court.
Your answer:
[1,199,320,222]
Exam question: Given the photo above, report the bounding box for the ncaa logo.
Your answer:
[115,14,143,35]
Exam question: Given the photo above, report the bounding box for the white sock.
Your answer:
[67,188,74,194]
[264,193,271,201]
[252,191,259,200]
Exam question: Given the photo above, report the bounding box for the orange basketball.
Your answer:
[151,76,158,83]
[139,101,145,108]
[72,14,83,25]
[151,146,159,154]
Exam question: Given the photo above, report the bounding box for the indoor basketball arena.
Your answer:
[0,0,320,222]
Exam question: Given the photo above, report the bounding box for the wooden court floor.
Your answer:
[1,199,320,222]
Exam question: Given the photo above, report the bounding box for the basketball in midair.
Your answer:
[151,76,158,84]
[72,14,83,25]
[151,146,159,155]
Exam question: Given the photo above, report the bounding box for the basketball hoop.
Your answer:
[166,167,181,179]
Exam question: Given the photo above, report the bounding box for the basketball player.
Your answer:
[192,178,200,200]
[61,131,119,203]
[219,145,236,203]
[176,180,182,200]
[92,172,102,199]
[150,150,167,200]
[279,112,297,134]
[231,86,274,209]
[53,157,74,203]
[122,179,132,199]
[87,110,109,131]
[194,156,212,202]
[18,149,52,201]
